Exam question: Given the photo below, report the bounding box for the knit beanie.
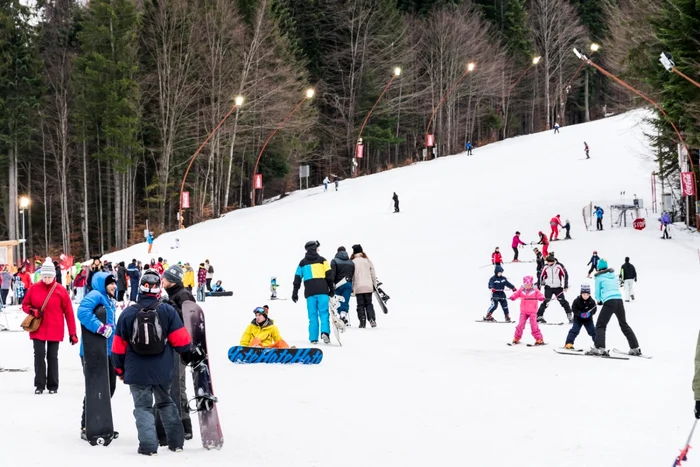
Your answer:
[163,265,184,286]
[597,258,608,270]
[352,244,363,255]
[580,284,591,294]
[545,254,556,263]
[40,257,56,277]
[494,265,504,274]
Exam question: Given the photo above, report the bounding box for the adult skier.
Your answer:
[587,251,600,278]
[619,257,637,302]
[537,231,550,257]
[550,214,563,241]
[594,205,604,230]
[584,142,590,159]
[483,265,516,322]
[392,192,400,213]
[147,231,154,254]
[351,244,377,328]
[536,254,572,324]
[292,241,334,344]
[554,122,560,134]
[465,141,473,155]
[660,211,672,239]
[330,246,355,325]
[588,258,641,356]
[511,232,526,262]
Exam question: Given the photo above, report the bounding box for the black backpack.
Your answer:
[130,303,166,356]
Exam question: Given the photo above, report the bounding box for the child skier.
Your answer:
[537,231,550,257]
[240,306,289,349]
[510,275,545,345]
[483,266,516,322]
[586,250,599,278]
[563,219,571,239]
[491,247,503,269]
[511,232,526,262]
[270,276,278,300]
[533,248,544,289]
[564,285,597,349]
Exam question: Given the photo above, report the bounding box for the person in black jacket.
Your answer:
[85,256,103,293]
[619,257,637,302]
[392,192,400,213]
[533,248,544,289]
[127,259,140,303]
[564,284,597,349]
[330,246,355,325]
[116,262,127,304]
[292,240,335,344]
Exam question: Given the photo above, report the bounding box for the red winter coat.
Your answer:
[73,270,87,288]
[491,252,503,265]
[18,271,32,290]
[197,267,207,285]
[22,279,76,342]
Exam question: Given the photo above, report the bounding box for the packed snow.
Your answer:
[2,109,700,466]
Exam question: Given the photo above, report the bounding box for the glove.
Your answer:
[695,401,700,419]
[69,334,79,345]
[511,288,516,292]
[181,347,205,367]
[509,295,516,301]
[30,307,42,318]
[328,289,335,297]
[292,292,299,303]
[96,323,114,339]
[597,301,603,306]
[491,288,496,293]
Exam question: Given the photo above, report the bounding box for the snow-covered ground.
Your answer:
[2,109,700,466]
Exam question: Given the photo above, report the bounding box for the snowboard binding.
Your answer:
[188,394,218,413]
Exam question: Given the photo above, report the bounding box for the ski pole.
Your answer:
[674,419,698,466]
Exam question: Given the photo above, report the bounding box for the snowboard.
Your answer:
[328,280,346,346]
[553,348,629,360]
[82,305,114,446]
[228,346,324,365]
[374,280,389,314]
[182,301,224,450]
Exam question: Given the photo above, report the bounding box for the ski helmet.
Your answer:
[139,269,161,295]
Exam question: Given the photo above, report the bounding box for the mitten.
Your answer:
[97,323,114,339]
[291,292,299,303]
[695,401,700,419]
[30,308,42,318]
[69,334,79,345]
[597,301,603,306]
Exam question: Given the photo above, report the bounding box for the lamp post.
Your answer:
[19,196,29,264]
[659,52,700,89]
[425,62,475,152]
[353,67,402,177]
[574,47,696,226]
[562,43,600,121]
[178,95,244,229]
[251,88,314,207]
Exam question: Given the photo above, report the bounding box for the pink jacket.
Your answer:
[509,287,545,315]
[511,235,526,248]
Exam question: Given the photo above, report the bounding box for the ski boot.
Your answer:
[534,340,545,346]
[511,339,520,345]
[483,313,496,322]
[628,347,642,356]
[564,343,574,350]
[321,333,330,344]
[504,314,512,323]
[566,312,573,323]
[536,316,546,324]
[35,389,43,395]
[631,295,635,301]
[586,347,608,356]
[369,320,377,328]
[359,320,366,329]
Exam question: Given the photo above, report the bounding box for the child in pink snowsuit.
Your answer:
[510,275,545,345]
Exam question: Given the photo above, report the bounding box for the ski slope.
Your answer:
[3,109,700,467]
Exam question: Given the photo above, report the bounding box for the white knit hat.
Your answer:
[40,257,56,277]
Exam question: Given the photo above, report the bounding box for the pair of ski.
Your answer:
[554,347,652,360]
[507,342,547,347]
[475,319,565,326]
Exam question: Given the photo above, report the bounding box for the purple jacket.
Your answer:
[512,235,526,248]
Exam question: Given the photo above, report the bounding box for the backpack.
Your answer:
[130,303,166,356]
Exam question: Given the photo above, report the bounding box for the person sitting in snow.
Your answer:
[483,266,517,322]
[240,306,289,349]
[206,280,225,296]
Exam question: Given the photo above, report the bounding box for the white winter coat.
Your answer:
[352,255,376,294]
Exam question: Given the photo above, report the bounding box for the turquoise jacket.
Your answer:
[594,269,622,303]
[77,272,116,357]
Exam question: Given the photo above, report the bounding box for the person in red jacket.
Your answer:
[537,231,550,257]
[491,247,503,267]
[550,214,563,241]
[22,258,77,394]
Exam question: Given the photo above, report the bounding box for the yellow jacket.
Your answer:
[240,319,286,348]
[183,268,195,289]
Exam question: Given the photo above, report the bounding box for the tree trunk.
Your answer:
[82,136,90,258]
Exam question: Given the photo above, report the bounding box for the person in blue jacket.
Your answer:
[292,240,335,344]
[127,259,140,303]
[77,271,118,440]
[588,258,641,356]
[586,250,599,278]
[483,265,517,322]
[594,205,604,231]
[465,141,473,155]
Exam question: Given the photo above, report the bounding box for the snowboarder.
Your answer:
[392,192,400,213]
[483,265,516,322]
[351,244,378,328]
[111,270,198,456]
[588,258,641,356]
[554,122,560,134]
[537,231,550,257]
[594,205,604,230]
[205,260,214,292]
[465,141,473,155]
[270,276,278,300]
[550,214,563,241]
[584,142,590,159]
[533,247,544,289]
[491,247,503,269]
[619,257,637,302]
[586,250,600,278]
[196,263,207,302]
[564,284,597,349]
[331,246,355,325]
[207,280,225,295]
[323,176,330,192]
[660,211,672,239]
[511,232,526,262]
[292,240,335,344]
[240,306,289,349]
[536,254,572,324]
[563,219,571,239]
[78,271,117,441]
[510,275,545,345]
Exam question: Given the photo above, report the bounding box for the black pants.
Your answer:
[663,225,671,239]
[33,340,60,391]
[80,356,117,429]
[564,227,571,239]
[596,218,603,230]
[356,293,376,323]
[0,289,8,305]
[117,290,125,302]
[512,247,519,261]
[594,299,639,349]
[566,317,596,345]
[537,287,571,317]
[394,201,399,213]
[206,278,212,292]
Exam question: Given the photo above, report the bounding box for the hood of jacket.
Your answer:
[91,271,111,298]
[334,251,350,261]
[305,250,321,262]
[250,317,274,328]
[595,268,615,278]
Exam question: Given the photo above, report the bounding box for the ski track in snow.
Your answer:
[2,109,699,466]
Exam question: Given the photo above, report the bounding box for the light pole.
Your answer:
[562,43,600,119]
[353,67,402,177]
[425,62,475,152]
[251,88,315,207]
[179,95,244,229]
[19,196,29,264]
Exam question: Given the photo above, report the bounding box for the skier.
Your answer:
[533,247,544,289]
[594,205,604,230]
[588,258,641,356]
[127,259,140,303]
[584,142,590,159]
[563,219,571,239]
[537,231,550,257]
[331,246,355,325]
[323,176,330,192]
[483,265,516,322]
[333,175,340,191]
[619,257,637,302]
[564,284,597,349]
[510,232,526,262]
[196,263,207,302]
[147,230,154,254]
[536,254,572,324]
[270,276,279,300]
[660,211,672,239]
[111,270,198,455]
[392,192,400,213]
[78,271,118,441]
[240,306,289,349]
[586,250,600,278]
[491,247,503,269]
[549,214,563,241]
[465,141,473,155]
[161,265,195,441]
[510,275,545,345]
[554,122,560,134]
[292,240,334,344]
[22,258,77,394]
[351,244,378,328]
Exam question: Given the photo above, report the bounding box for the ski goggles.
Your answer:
[253,307,267,315]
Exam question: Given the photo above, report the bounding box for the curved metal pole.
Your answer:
[179,102,241,229]
[496,63,534,116]
[251,96,307,207]
[672,67,700,90]
[425,67,471,138]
